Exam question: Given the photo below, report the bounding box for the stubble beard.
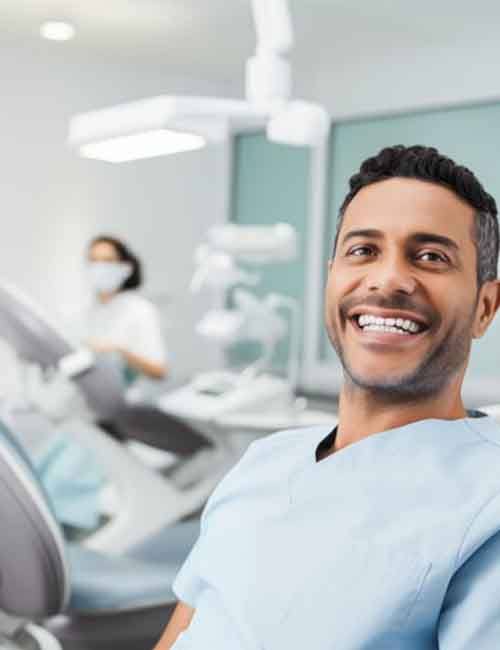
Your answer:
[328,313,474,404]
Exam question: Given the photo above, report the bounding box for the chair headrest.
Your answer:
[476,404,500,422]
[0,281,126,419]
[0,421,69,617]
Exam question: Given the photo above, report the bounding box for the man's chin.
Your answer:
[346,366,416,386]
[344,368,426,397]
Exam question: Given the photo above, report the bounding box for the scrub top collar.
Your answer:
[313,408,489,464]
[315,427,338,462]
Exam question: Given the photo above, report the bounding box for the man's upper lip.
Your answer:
[347,307,430,328]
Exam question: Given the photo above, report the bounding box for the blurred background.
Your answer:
[3,4,500,649]
[1,1,500,392]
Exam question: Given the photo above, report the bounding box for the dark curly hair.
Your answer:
[89,235,142,291]
[333,145,499,286]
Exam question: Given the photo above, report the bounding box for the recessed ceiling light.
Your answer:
[40,21,75,42]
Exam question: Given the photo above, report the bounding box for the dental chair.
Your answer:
[0,281,209,455]
[11,410,205,554]
[0,281,215,551]
[475,404,500,421]
[0,418,198,650]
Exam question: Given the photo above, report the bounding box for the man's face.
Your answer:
[324,177,485,400]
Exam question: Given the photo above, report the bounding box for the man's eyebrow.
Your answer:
[339,229,460,252]
[410,232,460,251]
[340,229,383,246]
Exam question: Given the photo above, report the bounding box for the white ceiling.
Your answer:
[2,0,500,84]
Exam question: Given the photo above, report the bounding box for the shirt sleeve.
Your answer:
[438,493,500,648]
[171,471,238,606]
[171,439,264,607]
[129,300,167,366]
[172,534,207,607]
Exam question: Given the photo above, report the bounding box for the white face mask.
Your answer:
[87,261,132,294]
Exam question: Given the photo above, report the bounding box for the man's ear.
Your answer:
[472,280,500,338]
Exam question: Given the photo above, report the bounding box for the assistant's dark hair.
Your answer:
[333,145,499,286]
[89,235,142,290]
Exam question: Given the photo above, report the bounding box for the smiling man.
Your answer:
[155,145,500,649]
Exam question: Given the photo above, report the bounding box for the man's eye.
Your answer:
[347,246,374,257]
[417,251,448,263]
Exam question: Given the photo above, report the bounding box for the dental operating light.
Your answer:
[79,129,206,163]
[207,222,297,263]
[191,223,301,393]
[190,223,297,294]
[190,248,259,293]
[67,0,329,161]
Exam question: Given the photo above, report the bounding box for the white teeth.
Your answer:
[362,324,410,335]
[356,313,423,334]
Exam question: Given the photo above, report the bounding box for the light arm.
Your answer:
[251,0,293,54]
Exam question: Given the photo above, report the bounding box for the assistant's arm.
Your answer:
[88,341,168,379]
[153,602,195,649]
[119,346,168,379]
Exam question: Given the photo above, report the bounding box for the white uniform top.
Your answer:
[172,415,500,649]
[83,291,167,367]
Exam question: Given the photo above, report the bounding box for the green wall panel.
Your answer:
[229,133,310,372]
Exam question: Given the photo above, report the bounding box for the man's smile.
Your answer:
[347,314,430,350]
[341,305,432,350]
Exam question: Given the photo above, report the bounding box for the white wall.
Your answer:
[1,41,238,378]
[303,38,500,119]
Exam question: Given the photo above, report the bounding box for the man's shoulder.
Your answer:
[226,424,332,484]
[201,425,332,521]
[209,425,329,488]
[246,424,333,458]
[464,414,500,452]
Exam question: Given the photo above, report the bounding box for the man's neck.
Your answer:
[334,379,467,454]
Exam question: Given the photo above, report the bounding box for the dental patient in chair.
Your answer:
[154,145,500,649]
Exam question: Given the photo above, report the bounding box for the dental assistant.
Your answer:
[155,145,500,649]
[84,235,167,382]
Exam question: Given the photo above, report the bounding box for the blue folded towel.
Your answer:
[34,433,107,530]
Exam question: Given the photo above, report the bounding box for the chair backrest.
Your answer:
[0,281,126,419]
[0,421,69,618]
[477,404,500,422]
[0,281,209,453]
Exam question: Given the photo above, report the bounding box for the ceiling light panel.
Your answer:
[40,21,75,41]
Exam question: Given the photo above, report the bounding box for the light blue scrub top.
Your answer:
[172,416,500,649]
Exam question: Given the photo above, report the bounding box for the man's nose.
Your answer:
[366,256,417,294]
